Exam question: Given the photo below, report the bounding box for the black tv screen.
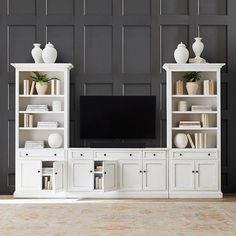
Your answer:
[80,96,156,139]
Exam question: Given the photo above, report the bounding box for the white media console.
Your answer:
[12,63,224,198]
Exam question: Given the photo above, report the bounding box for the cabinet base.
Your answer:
[169,191,223,198]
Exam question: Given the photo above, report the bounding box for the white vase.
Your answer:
[192,37,204,58]
[31,44,43,63]
[178,101,187,111]
[174,42,189,64]
[42,42,57,63]
[186,82,199,95]
[174,133,188,148]
[35,82,48,95]
[48,133,63,148]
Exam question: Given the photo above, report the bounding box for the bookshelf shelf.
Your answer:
[19,128,64,130]
[19,111,64,114]
[172,127,217,130]
[172,95,217,98]
[19,95,64,98]
[172,111,217,114]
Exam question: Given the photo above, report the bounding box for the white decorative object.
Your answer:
[35,82,48,95]
[48,133,63,148]
[42,42,57,63]
[174,133,188,148]
[31,44,43,63]
[177,101,187,111]
[186,82,199,95]
[189,37,206,63]
[174,42,189,64]
[52,101,62,111]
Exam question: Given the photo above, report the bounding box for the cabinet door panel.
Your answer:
[195,160,218,191]
[103,161,117,191]
[69,160,93,191]
[170,160,194,191]
[119,160,142,191]
[143,160,166,191]
[53,161,64,192]
[18,160,41,191]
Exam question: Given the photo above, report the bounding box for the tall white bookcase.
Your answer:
[12,63,73,196]
[163,63,225,198]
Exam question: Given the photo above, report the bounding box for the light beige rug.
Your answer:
[0,200,236,236]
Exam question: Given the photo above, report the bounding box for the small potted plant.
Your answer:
[30,72,56,95]
[183,71,201,95]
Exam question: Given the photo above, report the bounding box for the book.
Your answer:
[24,114,28,127]
[23,80,30,95]
[201,114,209,127]
[44,177,48,190]
[187,133,195,148]
[51,80,55,95]
[98,177,102,190]
[176,80,183,95]
[95,177,99,189]
[28,115,33,128]
[191,105,212,111]
[30,81,35,95]
[179,121,201,128]
[194,133,198,148]
[56,80,60,95]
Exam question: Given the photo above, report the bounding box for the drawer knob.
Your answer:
[38,170,40,173]
[208,153,211,156]
[143,170,146,173]
[129,154,132,156]
[104,154,106,156]
[139,170,142,173]
[192,170,195,173]
[90,170,93,173]
[26,153,28,156]
[153,154,156,156]
[80,154,83,156]
[196,170,199,173]
[104,171,107,174]
[54,153,57,156]
[179,153,182,156]
[55,172,58,175]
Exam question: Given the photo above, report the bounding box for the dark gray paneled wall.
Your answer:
[0,0,235,194]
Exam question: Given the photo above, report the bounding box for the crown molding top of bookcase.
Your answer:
[11,63,73,71]
[163,63,225,71]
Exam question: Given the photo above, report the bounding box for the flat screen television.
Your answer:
[80,96,156,139]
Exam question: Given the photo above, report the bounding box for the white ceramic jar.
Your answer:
[31,43,43,63]
[174,133,188,148]
[48,133,63,148]
[42,42,57,63]
[174,42,189,64]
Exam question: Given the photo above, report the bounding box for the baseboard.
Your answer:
[169,191,223,198]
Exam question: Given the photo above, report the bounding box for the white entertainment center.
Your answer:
[12,63,224,198]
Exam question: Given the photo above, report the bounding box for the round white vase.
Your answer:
[31,43,43,63]
[186,82,199,95]
[48,133,63,148]
[174,42,189,64]
[35,82,48,95]
[192,37,204,58]
[174,133,188,148]
[42,42,57,63]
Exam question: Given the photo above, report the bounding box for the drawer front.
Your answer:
[95,151,142,160]
[144,151,166,159]
[70,151,93,159]
[19,149,64,159]
[172,151,217,159]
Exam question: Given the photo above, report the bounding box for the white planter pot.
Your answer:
[174,133,188,148]
[174,42,189,64]
[186,82,199,95]
[31,43,43,63]
[42,42,57,63]
[35,82,48,95]
[48,133,63,148]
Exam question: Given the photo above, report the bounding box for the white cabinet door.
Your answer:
[143,160,166,191]
[69,160,93,191]
[18,160,41,191]
[103,161,117,191]
[119,160,142,191]
[195,160,218,191]
[53,161,65,192]
[170,160,195,191]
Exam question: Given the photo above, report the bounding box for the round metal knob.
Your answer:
[180,153,182,156]
[104,171,107,174]
[26,153,28,156]
[143,170,146,173]
[38,170,40,173]
[129,154,132,156]
[54,153,57,156]
[55,172,58,175]
[90,170,93,173]
[208,153,211,156]
[104,154,106,156]
[153,153,156,156]
[139,170,142,173]
[192,171,195,173]
[80,154,83,156]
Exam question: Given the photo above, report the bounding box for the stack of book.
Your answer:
[37,121,59,128]
[43,176,52,190]
[201,114,209,127]
[23,80,36,95]
[186,133,207,148]
[26,105,49,112]
[95,177,103,190]
[51,79,60,95]
[179,121,201,128]
[42,168,53,175]
[203,80,215,95]
[95,165,103,172]
[176,80,184,95]
[24,140,44,149]
[191,105,212,112]
[24,114,34,127]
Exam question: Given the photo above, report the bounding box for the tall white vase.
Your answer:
[42,42,57,63]
[192,37,204,58]
[31,44,43,63]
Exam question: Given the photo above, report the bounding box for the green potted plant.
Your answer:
[30,72,57,95]
[183,71,201,95]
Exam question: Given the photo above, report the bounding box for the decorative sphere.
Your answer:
[174,133,188,148]
[48,133,63,148]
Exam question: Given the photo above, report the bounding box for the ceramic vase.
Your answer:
[174,133,188,148]
[186,82,199,95]
[31,44,43,63]
[178,101,187,111]
[48,133,63,148]
[174,42,189,64]
[35,82,48,95]
[192,37,204,58]
[42,42,57,63]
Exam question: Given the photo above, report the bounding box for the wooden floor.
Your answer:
[0,195,236,235]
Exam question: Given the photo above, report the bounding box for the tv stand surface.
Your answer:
[90,142,146,148]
